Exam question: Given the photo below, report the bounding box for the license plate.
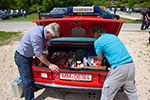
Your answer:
[60,73,92,81]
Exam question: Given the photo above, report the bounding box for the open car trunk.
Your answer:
[34,37,110,71]
[32,16,125,89]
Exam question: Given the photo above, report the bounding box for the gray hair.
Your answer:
[45,22,60,37]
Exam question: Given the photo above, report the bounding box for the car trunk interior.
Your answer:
[34,37,110,72]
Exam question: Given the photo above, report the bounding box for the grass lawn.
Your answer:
[120,17,141,23]
[0,31,21,46]
[0,13,39,22]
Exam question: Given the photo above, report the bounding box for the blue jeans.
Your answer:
[14,51,34,100]
[141,19,146,30]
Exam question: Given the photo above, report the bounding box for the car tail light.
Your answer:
[99,74,107,84]
[33,70,53,80]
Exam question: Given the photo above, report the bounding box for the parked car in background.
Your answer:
[83,9,120,20]
[132,8,143,13]
[101,9,120,20]
[39,8,68,19]
[120,6,126,11]
[0,12,2,20]
[0,10,10,20]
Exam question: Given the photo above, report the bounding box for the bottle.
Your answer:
[70,60,75,67]
[77,61,81,67]
[72,54,76,61]
[38,62,42,66]
[83,57,87,67]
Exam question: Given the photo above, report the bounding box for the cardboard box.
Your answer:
[69,57,106,70]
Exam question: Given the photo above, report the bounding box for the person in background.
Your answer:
[126,7,129,14]
[16,9,19,18]
[112,7,115,13]
[21,9,23,16]
[129,8,132,14]
[37,8,41,19]
[104,7,107,11]
[23,10,27,18]
[14,22,60,100]
[141,8,148,30]
[145,8,150,29]
[114,7,117,15]
[149,32,150,44]
[91,25,137,100]
[10,9,14,18]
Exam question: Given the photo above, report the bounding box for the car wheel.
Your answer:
[113,17,118,20]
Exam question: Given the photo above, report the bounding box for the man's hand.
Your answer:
[37,54,59,73]
[97,54,103,61]
[48,64,59,73]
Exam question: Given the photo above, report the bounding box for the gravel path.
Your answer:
[0,31,149,100]
[0,22,36,31]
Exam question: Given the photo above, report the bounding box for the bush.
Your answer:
[142,2,150,8]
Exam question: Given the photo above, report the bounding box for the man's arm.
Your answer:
[37,54,59,73]
[146,13,150,20]
[97,54,103,61]
[29,30,59,73]
[97,54,110,70]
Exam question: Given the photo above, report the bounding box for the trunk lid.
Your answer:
[32,16,125,37]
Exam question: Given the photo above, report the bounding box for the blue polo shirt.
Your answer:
[16,26,47,57]
[94,33,133,68]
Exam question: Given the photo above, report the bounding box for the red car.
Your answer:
[32,8,125,91]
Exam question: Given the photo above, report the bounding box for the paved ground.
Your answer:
[0,22,36,32]
[121,23,141,31]
[115,11,142,20]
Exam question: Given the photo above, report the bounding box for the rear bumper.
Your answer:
[35,82,102,90]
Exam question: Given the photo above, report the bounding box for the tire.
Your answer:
[113,17,118,20]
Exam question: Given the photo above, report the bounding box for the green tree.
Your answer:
[121,0,128,3]
[60,0,80,7]
[0,0,9,10]
[128,0,135,8]
[15,0,31,10]
[80,0,95,6]
[93,1,101,7]
[115,1,121,7]
[0,0,17,10]
[42,0,53,11]
[30,0,42,5]
[142,2,150,8]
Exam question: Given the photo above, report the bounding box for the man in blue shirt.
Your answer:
[92,26,137,100]
[14,22,60,100]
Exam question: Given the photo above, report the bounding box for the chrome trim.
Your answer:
[34,82,102,90]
